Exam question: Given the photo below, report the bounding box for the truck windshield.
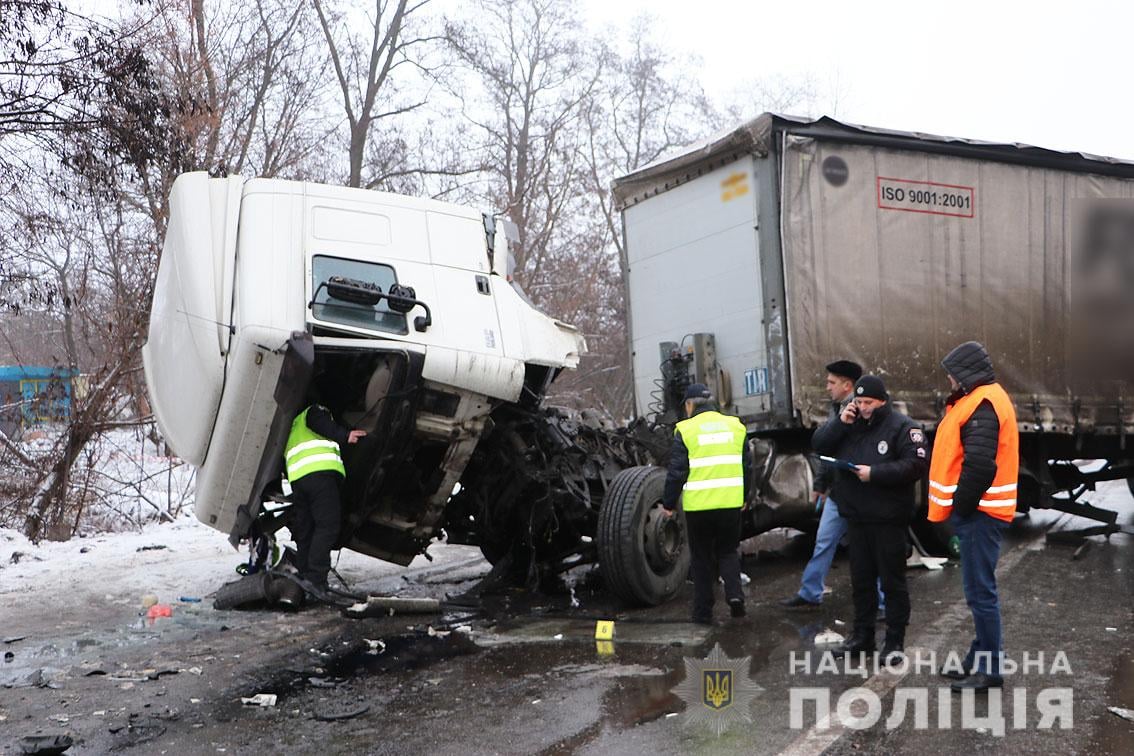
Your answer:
[310,255,407,335]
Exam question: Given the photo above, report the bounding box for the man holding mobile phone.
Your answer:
[811,375,929,664]
[781,360,883,615]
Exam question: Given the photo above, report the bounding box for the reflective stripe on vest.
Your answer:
[927,383,1019,522]
[284,407,345,482]
[675,410,746,512]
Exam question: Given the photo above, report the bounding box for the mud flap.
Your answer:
[228,332,314,547]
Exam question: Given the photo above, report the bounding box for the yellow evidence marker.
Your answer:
[594,620,615,640]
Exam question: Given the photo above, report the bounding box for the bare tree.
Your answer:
[313,0,447,189]
[0,0,333,540]
[547,18,721,417]
[445,0,602,290]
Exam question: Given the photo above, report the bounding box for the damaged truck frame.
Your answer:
[144,114,1134,608]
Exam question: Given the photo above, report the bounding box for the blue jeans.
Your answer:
[953,511,1009,676]
[798,496,885,609]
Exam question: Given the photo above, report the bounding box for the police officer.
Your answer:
[284,404,366,595]
[928,341,1019,692]
[812,375,928,661]
[661,383,750,625]
[782,359,883,612]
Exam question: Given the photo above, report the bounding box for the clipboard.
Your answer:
[815,454,859,472]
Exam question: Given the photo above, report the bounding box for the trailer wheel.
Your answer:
[597,466,690,606]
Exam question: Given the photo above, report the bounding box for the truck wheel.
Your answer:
[597,466,690,606]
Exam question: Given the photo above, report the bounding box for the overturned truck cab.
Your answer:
[143,173,686,607]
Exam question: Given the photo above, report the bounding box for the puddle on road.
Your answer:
[1095,652,1134,749]
[326,631,480,679]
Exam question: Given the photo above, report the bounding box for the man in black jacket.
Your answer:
[812,375,929,661]
[781,359,883,612]
[929,341,1018,692]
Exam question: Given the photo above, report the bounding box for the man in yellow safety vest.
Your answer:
[661,383,750,625]
[284,404,367,594]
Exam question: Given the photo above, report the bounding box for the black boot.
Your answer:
[950,672,1004,692]
[832,630,875,657]
[881,629,905,666]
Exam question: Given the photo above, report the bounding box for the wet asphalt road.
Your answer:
[3,483,1133,755]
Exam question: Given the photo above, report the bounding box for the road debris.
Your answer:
[146,604,173,620]
[16,734,73,755]
[1108,706,1134,722]
[313,703,369,722]
[813,630,845,646]
[2,668,52,689]
[345,596,443,617]
[241,693,277,707]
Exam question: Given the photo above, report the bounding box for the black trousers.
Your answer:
[846,521,909,639]
[290,470,343,587]
[685,508,744,621]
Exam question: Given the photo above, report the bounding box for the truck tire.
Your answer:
[597,466,690,606]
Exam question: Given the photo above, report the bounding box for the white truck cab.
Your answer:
[144,173,587,567]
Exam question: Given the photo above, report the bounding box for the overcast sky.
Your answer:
[582,0,1134,160]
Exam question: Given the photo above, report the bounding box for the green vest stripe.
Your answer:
[676,410,746,511]
[284,407,345,482]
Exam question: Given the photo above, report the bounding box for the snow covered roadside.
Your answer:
[0,513,488,631]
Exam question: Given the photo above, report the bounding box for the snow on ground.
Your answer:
[0,510,486,623]
[1,424,489,630]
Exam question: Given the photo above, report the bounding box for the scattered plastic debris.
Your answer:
[553,633,564,640]
[364,639,386,655]
[136,545,168,552]
[427,626,450,638]
[178,597,202,603]
[146,605,173,620]
[813,630,845,647]
[1109,706,1134,722]
[240,693,277,707]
